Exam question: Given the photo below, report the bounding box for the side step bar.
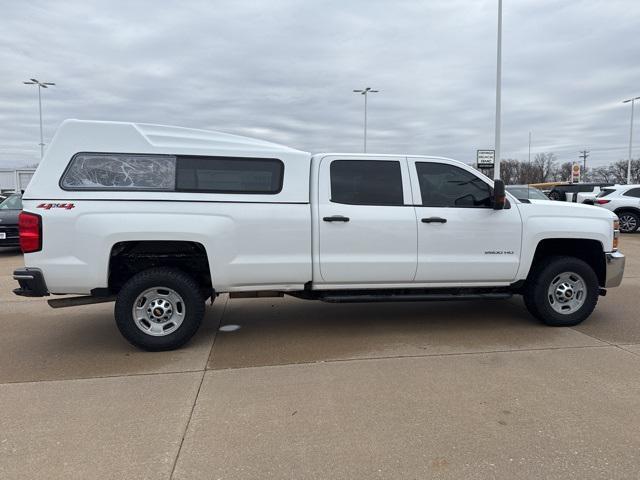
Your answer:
[48,296,116,309]
[318,292,512,303]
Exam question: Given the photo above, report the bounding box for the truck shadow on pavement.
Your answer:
[206,295,602,370]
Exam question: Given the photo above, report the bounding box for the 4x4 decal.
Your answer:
[37,203,75,210]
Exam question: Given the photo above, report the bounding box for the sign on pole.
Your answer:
[477,150,495,169]
[571,163,581,183]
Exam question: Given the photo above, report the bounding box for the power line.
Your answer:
[579,149,589,171]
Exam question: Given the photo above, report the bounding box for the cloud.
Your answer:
[0,0,638,168]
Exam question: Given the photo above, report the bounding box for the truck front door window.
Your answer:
[416,162,492,208]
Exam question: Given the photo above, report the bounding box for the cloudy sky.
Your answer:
[1,0,638,168]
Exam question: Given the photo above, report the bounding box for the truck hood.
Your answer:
[0,209,20,226]
[517,199,617,220]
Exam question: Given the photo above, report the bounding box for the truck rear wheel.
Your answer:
[115,268,205,351]
[523,256,599,327]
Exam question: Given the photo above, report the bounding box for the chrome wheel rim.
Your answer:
[547,272,586,315]
[132,287,185,336]
[619,215,637,232]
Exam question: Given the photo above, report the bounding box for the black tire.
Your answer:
[523,256,599,327]
[115,268,205,351]
[617,211,639,233]
[548,190,563,201]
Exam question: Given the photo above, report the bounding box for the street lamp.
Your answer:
[493,0,503,180]
[623,95,640,185]
[353,87,379,153]
[23,78,55,160]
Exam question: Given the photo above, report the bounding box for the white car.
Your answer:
[594,185,640,233]
[13,120,625,350]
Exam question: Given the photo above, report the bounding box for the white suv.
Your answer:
[594,185,640,233]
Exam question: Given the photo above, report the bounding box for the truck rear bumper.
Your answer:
[13,268,49,297]
[604,252,625,288]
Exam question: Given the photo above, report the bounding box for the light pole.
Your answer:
[353,87,379,153]
[493,0,503,180]
[623,95,640,185]
[23,78,55,160]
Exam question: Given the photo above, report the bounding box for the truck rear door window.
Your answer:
[176,157,283,194]
[416,162,492,207]
[330,160,403,206]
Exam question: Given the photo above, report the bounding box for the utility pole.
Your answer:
[623,96,640,184]
[528,131,531,162]
[353,87,379,153]
[23,78,56,160]
[493,0,503,180]
[579,150,589,173]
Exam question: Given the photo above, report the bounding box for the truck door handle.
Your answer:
[421,217,447,223]
[323,215,350,222]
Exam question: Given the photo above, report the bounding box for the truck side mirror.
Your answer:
[493,179,506,210]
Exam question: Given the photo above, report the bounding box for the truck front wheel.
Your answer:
[115,268,205,351]
[523,256,599,327]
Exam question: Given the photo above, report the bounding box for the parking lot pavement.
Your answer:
[0,300,224,383]
[1,235,640,479]
[1,372,202,479]
[176,348,640,480]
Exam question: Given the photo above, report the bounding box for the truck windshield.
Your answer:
[0,195,22,210]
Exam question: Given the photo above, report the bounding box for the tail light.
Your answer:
[596,199,610,205]
[19,212,42,253]
[613,219,620,251]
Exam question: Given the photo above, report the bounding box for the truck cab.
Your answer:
[312,154,522,285]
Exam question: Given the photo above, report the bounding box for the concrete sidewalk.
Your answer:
[1,235,640,479]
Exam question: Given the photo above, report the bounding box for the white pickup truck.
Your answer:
[13,120,625,350]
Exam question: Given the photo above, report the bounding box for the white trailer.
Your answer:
[0,168,37,193]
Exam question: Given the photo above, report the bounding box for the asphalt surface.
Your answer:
[1,236,640,479]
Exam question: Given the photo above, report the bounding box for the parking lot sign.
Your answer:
[477,150,495,169]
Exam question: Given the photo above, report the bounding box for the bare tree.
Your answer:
[588,165,616,183]
[484,155,637,185]
[608,159,640,183]
[500,159,520,185]
[533,153,557,183]
[556,162,573,182]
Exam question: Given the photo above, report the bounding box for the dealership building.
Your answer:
[0,168,36,193]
